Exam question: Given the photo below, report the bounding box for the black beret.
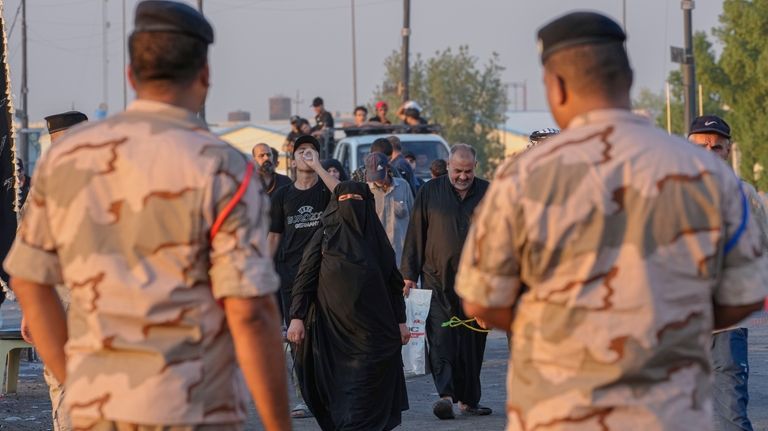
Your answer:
[133,0,214,44]
[537,11,625,63]
[44,111,88,134]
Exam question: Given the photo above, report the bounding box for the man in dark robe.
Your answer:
[287,181,410,431]
[401,143,491,420]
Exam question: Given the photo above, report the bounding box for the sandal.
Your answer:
[291,403,313,419]
[432,398,455,420]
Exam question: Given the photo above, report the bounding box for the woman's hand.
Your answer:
[287,319,305,344]
[399,323,411,345]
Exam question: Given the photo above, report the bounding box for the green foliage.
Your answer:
[373,46,508,176]
[635,4,768,189]
[715,0,768,188]
[635,32,725,136]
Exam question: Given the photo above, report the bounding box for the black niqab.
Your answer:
[290,181,408,431]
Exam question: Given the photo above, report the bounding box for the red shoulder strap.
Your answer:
[210,162,255,242]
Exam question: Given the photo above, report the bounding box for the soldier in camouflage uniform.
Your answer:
[18,110,88,431]
[4,1,290,430]
[688,115,768,431]
[455,12,768,431]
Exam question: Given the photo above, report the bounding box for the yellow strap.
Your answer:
[441,316,490,333]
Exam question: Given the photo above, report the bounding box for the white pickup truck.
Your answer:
[333,133,450,181]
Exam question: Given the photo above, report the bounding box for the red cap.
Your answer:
[375,101,388,110]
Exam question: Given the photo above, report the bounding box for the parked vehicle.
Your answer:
[333,132,450,181]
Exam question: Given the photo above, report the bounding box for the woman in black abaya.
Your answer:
[287,181,410,431]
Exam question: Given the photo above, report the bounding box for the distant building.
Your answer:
[228,110,251,122]
[269,96,291,121]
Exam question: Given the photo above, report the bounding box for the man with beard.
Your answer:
[401,143,491,420]
[252,143,291,197]
[688,115,768,431]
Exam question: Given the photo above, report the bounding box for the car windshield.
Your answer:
[356,140,449,180]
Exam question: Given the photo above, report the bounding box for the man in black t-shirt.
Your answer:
[310,97,334,133]
[269,135,339,322]
[269,134,339,419]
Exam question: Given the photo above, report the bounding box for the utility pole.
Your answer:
[19,0,28,165]
[197,0,206,123]
[401,0,411,103]
[351,0,358,107]
[682,0,696,135]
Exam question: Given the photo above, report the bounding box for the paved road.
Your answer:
[3,301,768,430]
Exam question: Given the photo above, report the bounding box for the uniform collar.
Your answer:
[567,108,649,129]
[126,100,208,130]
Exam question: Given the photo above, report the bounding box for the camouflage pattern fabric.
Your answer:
[455,109,768,431]
[4,100,279,425]
[69,418,242,431]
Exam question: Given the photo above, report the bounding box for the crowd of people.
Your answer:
[3,2,768,431]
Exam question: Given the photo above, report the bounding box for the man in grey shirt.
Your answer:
[365,152,414,267]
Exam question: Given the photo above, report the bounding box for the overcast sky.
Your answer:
[2,0,723,123]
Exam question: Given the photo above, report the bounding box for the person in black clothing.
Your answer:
[252,143,292,197]
[344,106,369,137]
[269,134,339,418]
[387,135,419,192]
[401,144,491,420]
[287,181,410,431]
[310,97,335,155]
[310,97,334,133]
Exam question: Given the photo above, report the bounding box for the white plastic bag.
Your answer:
[402,288,432,377]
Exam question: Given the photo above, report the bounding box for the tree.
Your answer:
[713,0,768,189]
[373,46,508,176]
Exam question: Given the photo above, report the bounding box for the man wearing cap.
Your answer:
[252,142,292,197]
[310,97,334,134]
[401,143,491,420]
[370,101,391,124]
[689,115,768,431]
[4,1,291,430]
[16,110,89,431]
[455,11,768,431]
[268,134,338,419]
[366,152,413,268]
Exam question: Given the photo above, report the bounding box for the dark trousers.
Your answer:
[712,328,752,431]
[425,290,487,407]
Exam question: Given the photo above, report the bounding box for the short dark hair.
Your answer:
[387,135,402,152]
[129,32,208,84]
[354,106,368,115]
[430,159,447,177]
[370,138,393,157]
[546,42,632,97]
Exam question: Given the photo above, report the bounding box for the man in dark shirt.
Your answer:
[252,143,292,197]
[310,97,334,133]
[269,134,339,419]
[388,135,419,193]
[401,144,491,420]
